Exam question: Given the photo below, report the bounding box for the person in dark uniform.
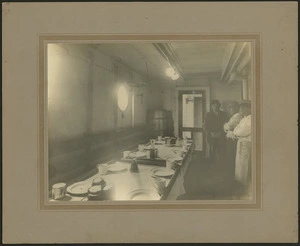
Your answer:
[204,100,228,164]
[165,110,175,137]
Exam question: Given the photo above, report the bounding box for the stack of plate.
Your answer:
[87,183,115,201]
[92,177,106,188]
[87,185,104,201]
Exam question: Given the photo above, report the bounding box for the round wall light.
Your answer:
[117,85,129,112]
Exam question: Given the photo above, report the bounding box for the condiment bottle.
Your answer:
[130,158,139,173]
[150,148,157,159]
[150,139,155,148]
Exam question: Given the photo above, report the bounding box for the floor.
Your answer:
[178,151,251,200]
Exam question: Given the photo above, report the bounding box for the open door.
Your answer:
[178,90,206,152]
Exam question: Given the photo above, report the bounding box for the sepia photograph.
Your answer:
[3,2,297,243]
[43,37,259,206]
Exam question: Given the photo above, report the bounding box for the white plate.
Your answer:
[152,168,175,178]
[126,189,160,200]
[66,182,91,196]
[128,152,147,159]
[107,164,128,172]
[169,157,183,162]
[135,153,147,158]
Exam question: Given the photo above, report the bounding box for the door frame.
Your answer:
[178,90,206,152]
[175,86,210,152]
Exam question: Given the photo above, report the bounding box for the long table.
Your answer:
[50,141,194,202]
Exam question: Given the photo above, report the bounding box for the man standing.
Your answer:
[204,100,228,164]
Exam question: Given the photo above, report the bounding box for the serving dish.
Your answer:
[151,168,175,178]
[107,163,128,173]
[125,189,160,200]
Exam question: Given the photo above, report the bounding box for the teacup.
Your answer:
[154,177,166,194]
[165,137,171,145]
[52,183,66,200]
[138,144,144,152]
[122,151,131,158]
[166,158,175,169]
[97,163,108,175]
[170,137,177,144]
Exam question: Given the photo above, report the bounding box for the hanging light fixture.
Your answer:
[166,66,175,77]
[166,65,179,80]
[171,71,179,80]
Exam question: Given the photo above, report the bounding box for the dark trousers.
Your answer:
[207,135,226,164]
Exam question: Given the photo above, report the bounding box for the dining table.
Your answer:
[49,139,194,202]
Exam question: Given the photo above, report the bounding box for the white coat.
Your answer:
[233,115,251,185]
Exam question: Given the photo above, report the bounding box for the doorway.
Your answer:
[178,90,206,152]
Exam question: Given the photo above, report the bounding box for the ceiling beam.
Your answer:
[185,71,222,79]
[153,43,186,83]
[220,42,250,83]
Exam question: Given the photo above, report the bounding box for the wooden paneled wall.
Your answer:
[47,44,162,188]
[49,126,151,187]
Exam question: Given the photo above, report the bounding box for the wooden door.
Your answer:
[178,90,206,152]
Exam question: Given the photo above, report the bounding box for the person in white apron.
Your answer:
[224,102,243,178]
[226,101,251,195]
[224,102,243,133]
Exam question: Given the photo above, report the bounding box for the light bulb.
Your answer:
[171,72,179,80]
[166,67,175,77]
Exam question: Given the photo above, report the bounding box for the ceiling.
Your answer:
[92,41,240,85]
[170,42,229,76]
[94,43,170,82]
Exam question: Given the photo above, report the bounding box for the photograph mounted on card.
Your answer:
[39,34,262,210]
[3,2,298,244]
